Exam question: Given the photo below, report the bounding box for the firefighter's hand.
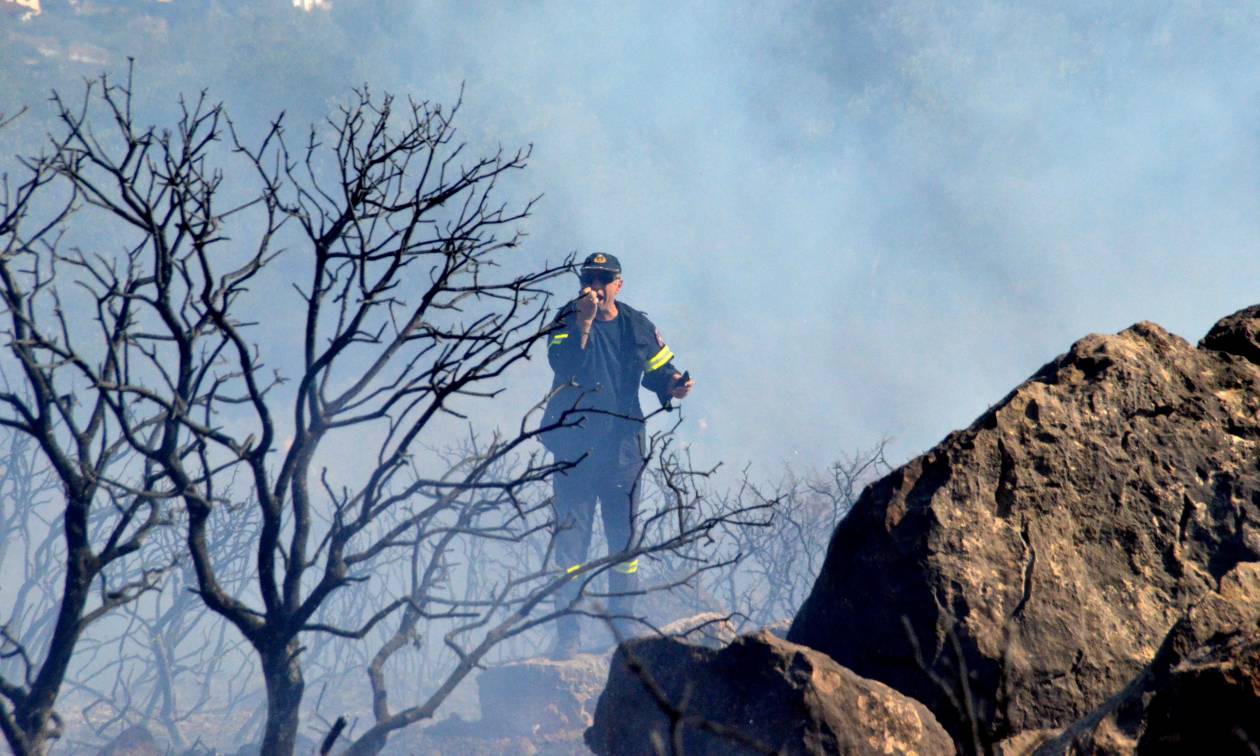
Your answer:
[669,373,694,399]
[576,287,599,323]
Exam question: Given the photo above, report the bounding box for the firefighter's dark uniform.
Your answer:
[541,295,680,647]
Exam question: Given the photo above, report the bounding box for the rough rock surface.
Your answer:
[1038,562,1260,754]
[586,630,954,755]
[1134,629,1260,753]
[789,307,1260,747]
[423,652,606,750]
[478,654,608,737]
[417,614,741,753]
[1201,303,1260,366]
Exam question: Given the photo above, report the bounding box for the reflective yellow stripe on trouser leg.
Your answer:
[566,560,636,575]
[613,558,639,574]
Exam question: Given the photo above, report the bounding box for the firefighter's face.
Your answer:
[581,271,622,307]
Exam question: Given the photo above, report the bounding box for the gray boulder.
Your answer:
[422,652,606,754]
[477,653,608,737]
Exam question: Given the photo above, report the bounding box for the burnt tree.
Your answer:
[0,118,171,756]
[1,70,566,755]
[2,70,766,756]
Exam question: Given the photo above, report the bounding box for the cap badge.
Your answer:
[593,254,607,264]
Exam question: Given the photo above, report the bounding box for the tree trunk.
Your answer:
[2,543,95,756]
[259,639,305,756]
[0,724,43,756]
[7,694,57,756]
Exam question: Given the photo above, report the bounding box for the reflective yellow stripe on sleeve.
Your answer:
[550,333,570,346]
[645,346,673,372]
[565,563,583,575]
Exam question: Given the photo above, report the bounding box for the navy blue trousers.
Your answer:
[552,430,644,628]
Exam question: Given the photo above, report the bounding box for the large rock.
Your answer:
[477,654,608,737]
[789,307,1260,748]
[423,652,606,753]
[1201,303,1260,365]
[586,630,954,755]
[1038,562,1260,754]
[418,614,740,753]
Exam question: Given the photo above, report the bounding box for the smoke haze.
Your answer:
[5,0,1260,473]
[7,3,1260,752]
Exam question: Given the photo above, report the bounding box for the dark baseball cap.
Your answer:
[580,252,621,274]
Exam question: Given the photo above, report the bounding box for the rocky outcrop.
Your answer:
[586,631,954,755]
[422,653,606,754]
[789,306,1260,747]
[477,654,608,737]
[1201,303,1260,366]
[417,614,744,754]
[1038,561,1260,754]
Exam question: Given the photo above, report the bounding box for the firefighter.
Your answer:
[540,252,693,657]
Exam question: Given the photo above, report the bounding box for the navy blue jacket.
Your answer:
[540,301,680,458]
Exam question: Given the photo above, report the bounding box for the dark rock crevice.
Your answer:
[994,439,1017,519]
[1010,519,1036,621]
